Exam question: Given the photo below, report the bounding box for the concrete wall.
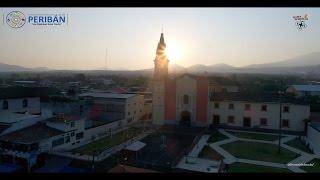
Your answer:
[0,97,40,114]
[208,101,310,132]
[152,80,165,125]
[125,95,145,124]
[306,124,320,155]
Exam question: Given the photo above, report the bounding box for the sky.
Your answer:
[0,8,319,70]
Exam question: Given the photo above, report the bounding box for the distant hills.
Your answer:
[0,62,50,72]
[0,51,319,75]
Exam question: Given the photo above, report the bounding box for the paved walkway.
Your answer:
[176,157,221,173]
[188,135,210,157]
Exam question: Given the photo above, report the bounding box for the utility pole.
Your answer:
[278,79,283,154]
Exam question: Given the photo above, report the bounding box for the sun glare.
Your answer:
[166,43,182,63]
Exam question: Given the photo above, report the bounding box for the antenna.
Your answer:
[105,48,108,70]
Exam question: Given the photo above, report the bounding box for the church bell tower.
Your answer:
[152,32,169,125]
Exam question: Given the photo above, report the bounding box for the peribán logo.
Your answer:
[5,11,68,28]
[28,14,67,26]
[6,11,26,28]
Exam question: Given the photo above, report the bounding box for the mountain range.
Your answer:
[0,51,319,75]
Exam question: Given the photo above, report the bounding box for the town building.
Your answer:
[209,92,310,132]
[286,85,320,97]
[0,114,86,170]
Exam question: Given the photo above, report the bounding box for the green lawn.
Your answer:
[221,141,299,164]
[228,163,291,173]
[284,137,313,154]
[227,131,281,141]
[73,127,143,155]
[301,159,320,173]
[207,131,229,143]
[198,145,224,161]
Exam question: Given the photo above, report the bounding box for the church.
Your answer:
[152,32,210,127]
[151,32,310,133]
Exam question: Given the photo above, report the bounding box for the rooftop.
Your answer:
[0,112,40,124]
[79,92,137,99]
[46,114,84,124]
[290,85,320,92]
[210,92,309,105]
[0,122,64,144]
[125,141,146,151]
[0,87,59,99]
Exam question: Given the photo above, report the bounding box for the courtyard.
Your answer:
[185,128,320,173]
[72,127,144,156]
[130,125,204,171]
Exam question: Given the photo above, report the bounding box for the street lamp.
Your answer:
[278,80,284,154]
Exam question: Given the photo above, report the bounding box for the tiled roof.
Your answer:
[210,92,309,105]
[0,122,64,144]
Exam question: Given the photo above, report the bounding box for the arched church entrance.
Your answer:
[180,111,191,126]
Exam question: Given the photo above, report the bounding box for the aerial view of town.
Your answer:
[0,8,319,173]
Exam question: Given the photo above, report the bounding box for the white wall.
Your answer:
[306,124,320,155]
[125,95,145,124]
[209,101,310,132]
[0,97,40,114]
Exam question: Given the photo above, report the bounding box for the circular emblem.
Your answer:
[6,11,26,28]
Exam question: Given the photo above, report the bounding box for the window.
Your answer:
[214,102,219,109]
[213,115,220,125]
[283,106,290,113]
[282,119,289,128]
[228,103,234,110]
[183,95,189,104]
[65,136,70,143]
[245,104,251,111]
[52,138,64,147]
[76,132,84,140]
[22,99,28,108]
[2,100,8,110]
[127,118,133,123]
[70,122,75,127]
[260,118,268,126]
[261,105,267,112]
[228,116,235,124]
[71,132,75,137]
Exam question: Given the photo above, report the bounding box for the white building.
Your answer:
[209,93,310,132]
[79,93,145,125]
[0,115,86,168]
[286,85,320,97]
[0,97,40,115]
